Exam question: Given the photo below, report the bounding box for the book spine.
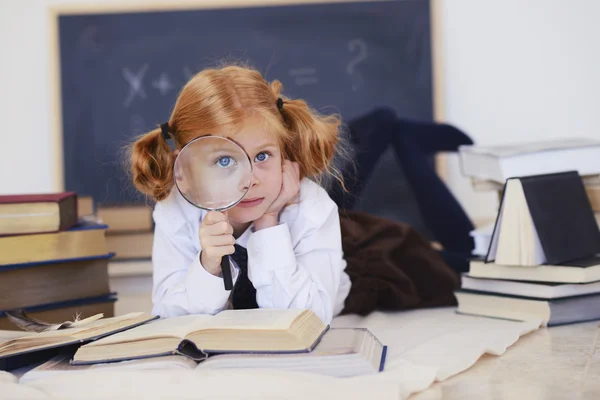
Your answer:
[0,293,117,317]
[379,345,388,372]
[0,253,115,272]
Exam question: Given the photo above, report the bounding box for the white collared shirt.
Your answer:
[150,178,352,324]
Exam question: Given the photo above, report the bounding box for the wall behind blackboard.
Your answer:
[57,0,434,206]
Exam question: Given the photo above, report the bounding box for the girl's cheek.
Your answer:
[252,164,282,187]
[256,160,281,174]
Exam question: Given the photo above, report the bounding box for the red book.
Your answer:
[0,192,79,236]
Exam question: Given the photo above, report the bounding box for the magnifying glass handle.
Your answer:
[221,256,234,290]
[220,210,234,290]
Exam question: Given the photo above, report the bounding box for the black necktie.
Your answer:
[230,244,258,309]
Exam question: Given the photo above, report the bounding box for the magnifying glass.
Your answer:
[173,135,253,290]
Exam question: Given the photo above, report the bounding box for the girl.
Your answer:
[130,65,458,324]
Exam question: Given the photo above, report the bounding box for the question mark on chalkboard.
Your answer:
[347,39,368,92]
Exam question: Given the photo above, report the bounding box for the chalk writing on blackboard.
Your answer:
[121,39,371,107]
[347,39,368,92]
[122,65,148,107]
[152,73,174,96]
[288,67,318,86]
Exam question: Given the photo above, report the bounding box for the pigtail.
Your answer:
[126,65,352,202]
[130,127,175,201]
[270,80,350,191]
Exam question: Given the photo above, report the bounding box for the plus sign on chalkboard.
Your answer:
[57,0,433,206]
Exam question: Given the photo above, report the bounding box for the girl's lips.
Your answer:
[238,197,264,208]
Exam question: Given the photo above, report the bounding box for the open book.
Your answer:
[21,328,385,381]
[0,312,156,371]
[72,308,328,365]
[486,171,600,266]
[4,310,105,333]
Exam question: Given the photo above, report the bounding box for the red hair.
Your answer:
[130,65,346,202]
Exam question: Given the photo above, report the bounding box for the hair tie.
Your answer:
[160,122,170,140]
[276,97,284,111]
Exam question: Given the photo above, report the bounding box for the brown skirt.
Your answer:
[339,210,460,316]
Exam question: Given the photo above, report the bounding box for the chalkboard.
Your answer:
[58,0,433,206]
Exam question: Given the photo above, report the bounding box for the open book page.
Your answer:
[0,316,121,345]
[514,180,546,266]
[486,194,504,261]
[0,312,152,356]
[39,312,150,340]
[210,309,306,331]
[494,179,547,266]
[494,180,517,264]
[20,354,197,383]
[5,310,104,333]
[311,328,365,355]
[0,336,63,357]
[0,330,30,342]
[85,314,217,346]
[303,328,384,371]
[515,180,526,264]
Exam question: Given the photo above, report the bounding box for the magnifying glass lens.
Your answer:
[174,136,253,210]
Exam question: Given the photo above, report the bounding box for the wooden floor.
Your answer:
[410,320,600,399]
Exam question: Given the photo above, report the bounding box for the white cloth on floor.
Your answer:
[331,307,541,398]
[0,307,541,400]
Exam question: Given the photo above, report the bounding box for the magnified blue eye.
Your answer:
[255,152,270,163]
[217,156,235,168]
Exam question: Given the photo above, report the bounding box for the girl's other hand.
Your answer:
[255,160,300,230]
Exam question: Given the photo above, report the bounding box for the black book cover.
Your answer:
[520,171,600,265]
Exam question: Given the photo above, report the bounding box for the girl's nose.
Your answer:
[240,172,259,192]
[249,173,260,188]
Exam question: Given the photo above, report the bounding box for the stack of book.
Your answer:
[454,170,600,326]
[460,137,600,258]
[0,192,116,330]
[0,308,387,378]
[97,205,154,261]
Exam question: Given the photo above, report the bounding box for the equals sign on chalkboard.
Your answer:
[288,67,318,86]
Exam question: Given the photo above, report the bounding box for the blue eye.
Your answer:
[217,156,236,168]
[255,152,270,163]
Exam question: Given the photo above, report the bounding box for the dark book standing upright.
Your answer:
[486,171,600,266]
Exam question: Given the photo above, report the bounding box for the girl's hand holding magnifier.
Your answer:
[199,211,235,276]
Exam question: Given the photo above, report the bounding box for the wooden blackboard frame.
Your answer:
[47,0,447,192]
